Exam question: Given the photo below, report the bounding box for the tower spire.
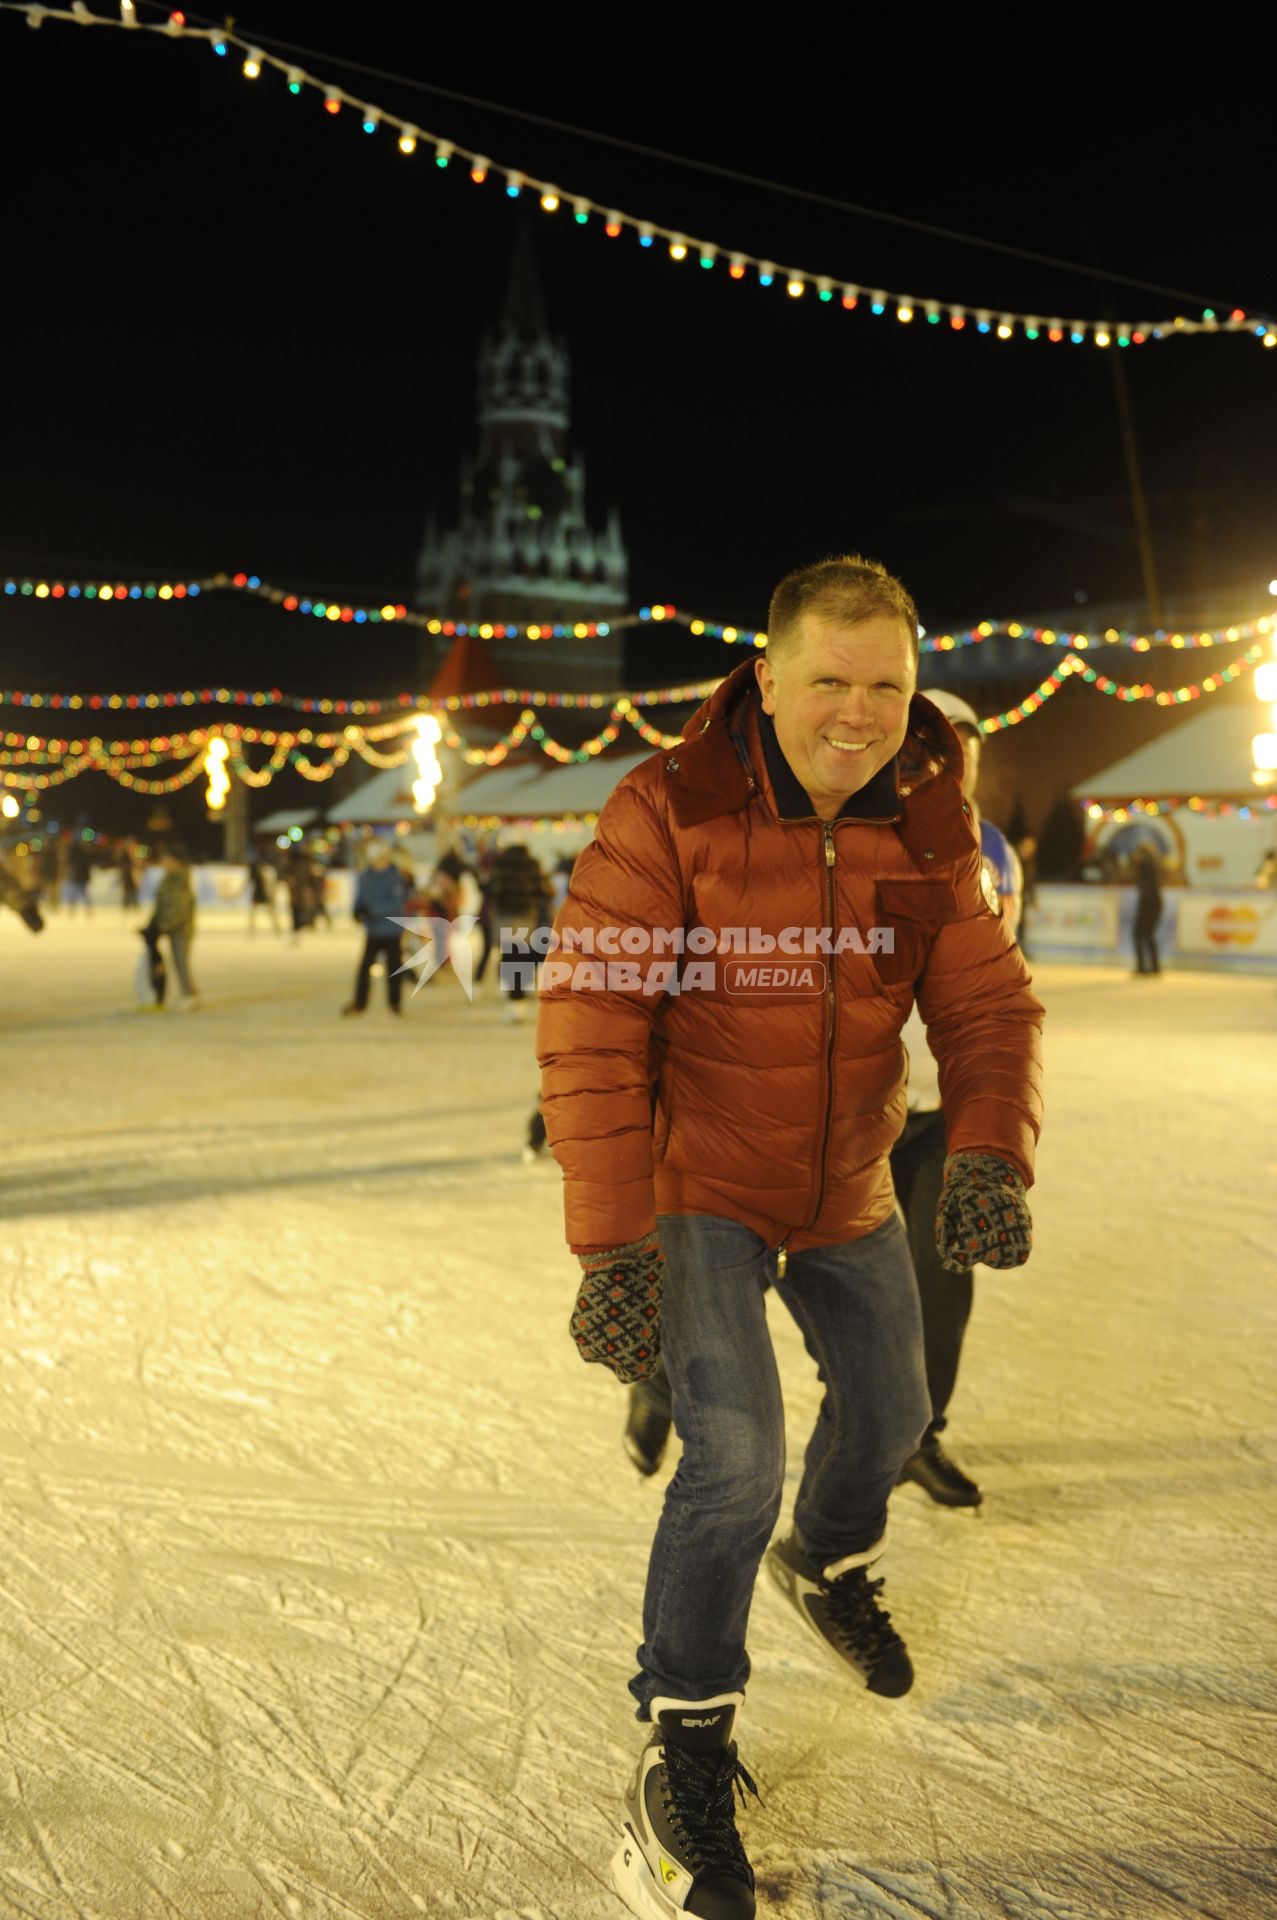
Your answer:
[500,217,550,344]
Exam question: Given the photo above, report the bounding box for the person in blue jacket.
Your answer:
[342,839,411,1016]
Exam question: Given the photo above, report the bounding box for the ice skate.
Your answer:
[611,1692,757,1919]
[765,1530,912,1697]
[624,1381,673,1477]
[898,1432,982,1508]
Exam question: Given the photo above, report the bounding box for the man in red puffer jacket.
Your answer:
[538,554,1043,1920]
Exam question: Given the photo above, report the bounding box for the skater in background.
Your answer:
[472,844,500,989]
[342,839,410,1016]
[284,847,318,942]
[247,845,280,934]
[1132,845,1163,976]
[116,838,140,912]
[539,555,1043,1920]
[549,850,577,917]
[1016,833,1039,959]
[152,846,199,1010]
[1,855,44,933]
[492,841,550,1024]
[64,836,93,914]
[135,920,167,1009]
[309,850,333,931]
[890,688,1024,1508]
[39,836,64,912]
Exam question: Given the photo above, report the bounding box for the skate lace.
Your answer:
[662,1742,760,1881]
[826,1570,903,1661]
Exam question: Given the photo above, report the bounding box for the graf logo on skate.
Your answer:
[388,915,479,999]
[659,1857,681,1884]
[680,1714,722,1727]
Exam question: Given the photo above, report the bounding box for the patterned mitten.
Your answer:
[936,1151,1033,1273]
[570,1233,663,1383]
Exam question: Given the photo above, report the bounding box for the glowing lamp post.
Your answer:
[204,735,231,812]
[412,713,443,814]
[1254,636,1277,786]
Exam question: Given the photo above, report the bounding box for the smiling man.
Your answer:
[538,554,1044,1920]
[754,609,915,816]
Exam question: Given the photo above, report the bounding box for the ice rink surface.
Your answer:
[1,912,1274,1920]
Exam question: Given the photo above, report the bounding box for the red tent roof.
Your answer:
[427,632,503,704]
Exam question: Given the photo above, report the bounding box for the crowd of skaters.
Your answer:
[0,821,578,1023]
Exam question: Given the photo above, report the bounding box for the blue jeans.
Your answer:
[631,1211,928,1716]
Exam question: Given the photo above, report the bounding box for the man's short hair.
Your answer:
[767,554,920,663]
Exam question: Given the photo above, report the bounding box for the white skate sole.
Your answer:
[609,1822,681,1919]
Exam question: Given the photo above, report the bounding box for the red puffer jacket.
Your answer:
[537,661,1044,1255]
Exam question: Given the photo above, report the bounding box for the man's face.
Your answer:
[755,615,916,818]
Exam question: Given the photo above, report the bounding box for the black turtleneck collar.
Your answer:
[756,697,900,822]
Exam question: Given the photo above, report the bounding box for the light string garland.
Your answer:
[6,3,1273,351]
[4,565,1273,693]
[1081,794,1277,821]
[0,697,690,790]
[979,645,1263,732]
[0,646,1261,796]
[0,666,718,717]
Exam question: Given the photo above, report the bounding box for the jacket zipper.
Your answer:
[776,821,843,1278]
[811,821,840,1234]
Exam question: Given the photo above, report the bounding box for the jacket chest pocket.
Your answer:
[872,878,955,989]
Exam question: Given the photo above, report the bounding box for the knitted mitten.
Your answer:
[570,1232,664,1383]
[936,1151,1033,1273]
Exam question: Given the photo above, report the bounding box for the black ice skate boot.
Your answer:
[765,1530,913,1697]
[611,1692,758,1919]
[898,1431,982,1508]
[624,1381,673,1477]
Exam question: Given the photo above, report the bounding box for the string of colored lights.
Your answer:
[1081,794,1277,821]
[5,565,1272,669]
[1,646,1261,799]
[8,4,1272,350]
[0,697,678,781]
[979,645,1262,732]
[457,810,602,832]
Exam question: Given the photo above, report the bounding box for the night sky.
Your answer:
[4,7,1273,834]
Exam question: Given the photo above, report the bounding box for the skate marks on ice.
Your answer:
[0,1473,640,1919]
[754,1846,1275,1919]
[3,935,1277,1916]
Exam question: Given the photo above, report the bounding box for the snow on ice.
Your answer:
[1,915,1274,1919]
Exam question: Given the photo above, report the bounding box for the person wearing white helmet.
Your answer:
[893,688,1023,1507]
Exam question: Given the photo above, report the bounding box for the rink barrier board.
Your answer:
[40,869,1277,973]
[1024,884,1277,972]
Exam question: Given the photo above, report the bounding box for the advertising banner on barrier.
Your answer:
[1175,892,1277,959]
[1023,886,1120,953]
[132,865,357,914]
